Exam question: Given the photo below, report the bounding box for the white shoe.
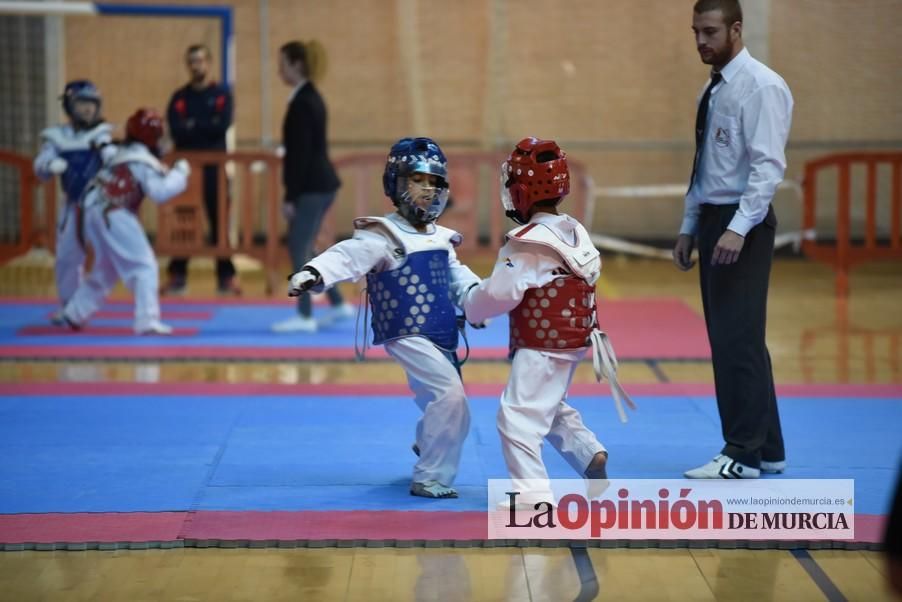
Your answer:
[761,459,786,474]
[137,320,173,335]
[684,454,760,479]
[318,303,356,326]
[271,315,317,333]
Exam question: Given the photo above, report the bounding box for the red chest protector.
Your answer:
[504,217,638,422]
[505,218,601,354]
[99,163,145,213]
[510,274,597,353]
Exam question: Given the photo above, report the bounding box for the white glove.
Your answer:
[288,269,320,297]
[48,157,68,174]
[172,159,191,178]
[99,144,118,164]
[95,131,113,146]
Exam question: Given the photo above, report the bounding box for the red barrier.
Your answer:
[802,151,902,297]
[0,150,56,263]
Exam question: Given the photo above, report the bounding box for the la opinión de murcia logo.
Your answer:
[499,487,851,539]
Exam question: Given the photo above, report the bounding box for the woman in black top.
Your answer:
[272,40,352,333]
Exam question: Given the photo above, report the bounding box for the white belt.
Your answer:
[589,329,637,423]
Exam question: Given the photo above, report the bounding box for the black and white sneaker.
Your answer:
[684,454,760,479]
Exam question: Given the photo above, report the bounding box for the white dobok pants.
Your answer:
[498,348,606,485]
[385,335,470,486]
[55,203,86,305]
[64,204,161,333]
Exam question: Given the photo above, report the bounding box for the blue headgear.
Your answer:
[382,137,450,225]
[61,80,102,126]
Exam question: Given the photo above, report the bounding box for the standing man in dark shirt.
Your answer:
[164,44,238,296]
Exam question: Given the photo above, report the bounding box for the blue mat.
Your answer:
[1,393,899,515]
[0,302,509,349]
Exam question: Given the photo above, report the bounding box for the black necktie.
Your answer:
[687,72,723,193]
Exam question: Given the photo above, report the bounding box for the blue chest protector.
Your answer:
[366,249,458,351]
[58,147,103,203]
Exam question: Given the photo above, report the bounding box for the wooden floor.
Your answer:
[1,253,900,601]
[0,548,895,602]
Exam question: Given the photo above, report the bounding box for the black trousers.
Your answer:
[168,164,236,286]
[287,191,343,317]
[697,203,785,468]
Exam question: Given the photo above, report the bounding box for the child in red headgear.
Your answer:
[463,137,635,503]
[54,108,191,335]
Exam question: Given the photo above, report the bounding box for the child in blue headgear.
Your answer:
[287,137,481,499]
[34,80,113,307]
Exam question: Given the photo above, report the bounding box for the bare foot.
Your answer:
[585,451,608,480]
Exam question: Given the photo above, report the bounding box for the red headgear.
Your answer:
[502,137,570,224]
[125,108,164,150]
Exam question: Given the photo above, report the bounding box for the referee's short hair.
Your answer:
[693,0,743,27]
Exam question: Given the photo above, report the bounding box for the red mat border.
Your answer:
[0,511,885,545]
[1,382,901,398]
[44,310,213,320]
[17,326,200,337]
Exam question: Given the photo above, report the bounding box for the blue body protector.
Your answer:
[366,249,458,351]
[59,147,103,203]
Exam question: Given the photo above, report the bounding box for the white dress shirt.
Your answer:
[681,47,794,237]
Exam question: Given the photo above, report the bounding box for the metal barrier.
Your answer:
[589,180,806,260]
[802,151,902,297]
[0,150,56,264]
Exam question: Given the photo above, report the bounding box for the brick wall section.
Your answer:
[60,0,902,239]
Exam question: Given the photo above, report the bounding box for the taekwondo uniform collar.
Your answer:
[388,211,437,235]
[529,211,565,225]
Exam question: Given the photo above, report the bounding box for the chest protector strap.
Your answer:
[507,221,600,282]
